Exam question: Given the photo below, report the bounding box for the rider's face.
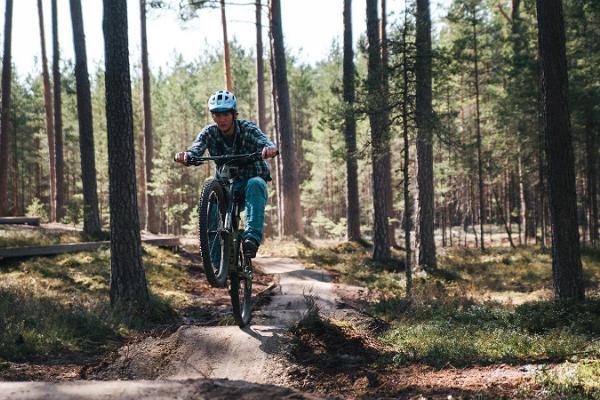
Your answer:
[211,111,235,134]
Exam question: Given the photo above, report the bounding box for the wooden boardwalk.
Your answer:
[0,217,40,226]
[0,237,180,259]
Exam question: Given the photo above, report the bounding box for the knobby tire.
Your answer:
[230,239,252,327]
[198,178,230,288]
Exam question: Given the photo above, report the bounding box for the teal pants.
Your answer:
[208,176,268,266]
[233,176,268,243]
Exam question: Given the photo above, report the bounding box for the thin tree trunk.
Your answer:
[140,0,159,233]
[343,0,361,242]
[401,6,412,297]
[103,0,149,314]
[268,0,302,236]
[221,0,232,90]
[70,0,102,236]
[472,19,485,251]
[415,0,436,268]
[0,0,13,216]
[380,0,395,248]
[585,106,598,247]
[256,0,266,130]
[517,146,527,245]
[37,0,57,222]
[52,0,65,221]
[536,0,584,300]
[493,188,516,249]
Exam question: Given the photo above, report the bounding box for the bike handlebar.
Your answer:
[174,150,279,166]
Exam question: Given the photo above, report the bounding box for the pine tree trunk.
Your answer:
[380,0,395,248]
[585,106,598,247]
[103,0,150,314]
[401,6,412,297]
[0,0,13,216]
[415,0,436,267]
[221,0,232,90]
[256,0,266,130]
[536,0,584,300]
[268,0,302,237]
[366,0,390,261]
[343,0,361,242]
[52,0,65,221]
[473,20,485,251]
[37,0,57,222]
[140,0,159,233]
[70,0,102,236]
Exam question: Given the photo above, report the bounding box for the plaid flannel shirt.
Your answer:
[186,119,274,181]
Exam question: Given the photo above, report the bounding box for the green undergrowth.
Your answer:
[536,359,600,399]
[295,241,600,384]
[0,245,193,362]
[0,226,109,248]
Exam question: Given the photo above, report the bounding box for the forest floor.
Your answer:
[1,224,600,398]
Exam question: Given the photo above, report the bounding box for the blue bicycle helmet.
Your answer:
[207,90,237,113]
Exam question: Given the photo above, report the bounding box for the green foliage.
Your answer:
[25,198,48,223]
[537,360,600,399]
[0,238,195,361]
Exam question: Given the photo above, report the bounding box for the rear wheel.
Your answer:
[198,179,230,288]
[230,239,253,327]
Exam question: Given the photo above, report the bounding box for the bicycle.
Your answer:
[181,151,270,327]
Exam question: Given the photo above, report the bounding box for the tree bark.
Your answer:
[536,0,584,300]
[401,5,413,297]
[584,106,598,247]
[415,0,436,267]
[140,0,159,233]
[52,0,65,221]
[37,0,57,222]
[70,0,102,236]
[366,0,390,261]
[255,0,266,130]
[221,0,232,90]
[268,0,303,236]
[103,0,150,314]
[0,0,13,216]
[472,19,485,251]
[343,0,361,242]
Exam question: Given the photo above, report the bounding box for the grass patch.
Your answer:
[537,360,600,399]
[0,226,109,248]
[0,245,195,362]
[294,242,600,373]
[381,297,600,368]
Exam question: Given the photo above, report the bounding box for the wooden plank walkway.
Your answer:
[0,237,180,259]
[0,217,40,226]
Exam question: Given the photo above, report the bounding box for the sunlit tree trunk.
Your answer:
[536,0,584,300]
[221,0,232,90]
[37,0,57,222]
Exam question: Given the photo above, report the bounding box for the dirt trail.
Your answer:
[0,257,331,399]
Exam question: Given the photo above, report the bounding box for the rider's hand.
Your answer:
[262,145,278,159]
[174,151,188,165]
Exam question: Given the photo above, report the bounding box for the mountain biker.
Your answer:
[174,89,278,258]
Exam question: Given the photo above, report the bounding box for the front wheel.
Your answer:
[230,239,253,327]
[198,178,230,288]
